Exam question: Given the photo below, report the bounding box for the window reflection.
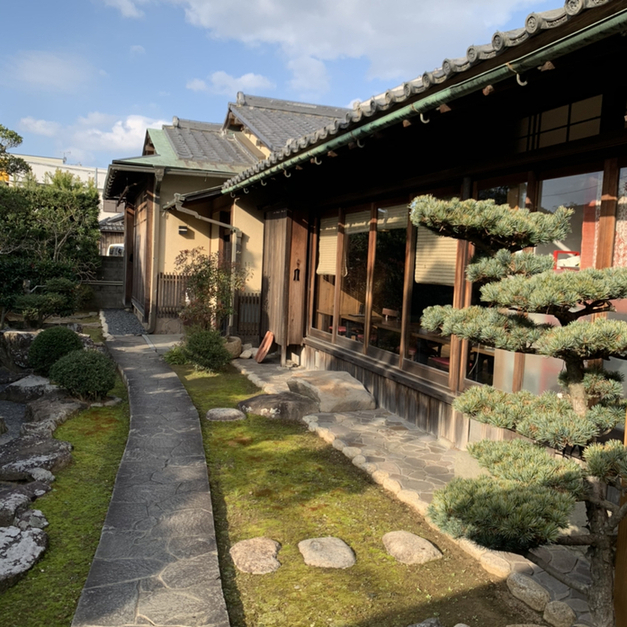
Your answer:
[369,206,407,355]
[339,210,370,343]
[312,215,338,333]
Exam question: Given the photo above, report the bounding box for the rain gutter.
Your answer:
[223,8,627,194]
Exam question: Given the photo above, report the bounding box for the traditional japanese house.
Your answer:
[221,0,627,448]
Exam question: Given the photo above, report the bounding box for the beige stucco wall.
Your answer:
[158,174,225,273]
[233,198,264,293]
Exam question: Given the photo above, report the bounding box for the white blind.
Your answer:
[344,210,371,234]
[317,216,338,275]
[414,227,458,286]
[377,205,409,231]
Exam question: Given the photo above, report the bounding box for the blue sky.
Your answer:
[1,0,557,167]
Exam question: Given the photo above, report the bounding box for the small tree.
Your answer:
[410,195,627,627]
[174,248,248,332]
[0,125,31,179]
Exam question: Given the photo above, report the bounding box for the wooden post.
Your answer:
[616,417,627,627]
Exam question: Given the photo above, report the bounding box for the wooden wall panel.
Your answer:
[262,209,288,344]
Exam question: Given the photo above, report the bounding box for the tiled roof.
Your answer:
[227,93,351,152]
[223,0,617,191]
[99,213,124,232]
[164,117,258,167]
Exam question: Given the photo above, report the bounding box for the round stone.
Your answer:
[298,536,355,569]
[230,537,281,574]
[506,572,550,612]
[205,408,246,422]
[382,531,442,565]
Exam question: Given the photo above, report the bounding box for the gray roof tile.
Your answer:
[164,118,258,167]
[228,93,351,152]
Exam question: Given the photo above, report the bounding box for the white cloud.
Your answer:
[287,57,329,96]
[3,51,94,93]
[19,117,61,138]
[101,0,149,18]
[130,45,146,55]
[72,114,167,153]
[102,0,545,97]
[167,0,539,95]
[187,71,275,97]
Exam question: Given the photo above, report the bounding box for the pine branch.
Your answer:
[524,550,590,595]
[608,501,627,531]
[586,495,619,516]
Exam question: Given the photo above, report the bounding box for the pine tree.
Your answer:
[410,195,627,627]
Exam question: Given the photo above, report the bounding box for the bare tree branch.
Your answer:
[524,550,590,595]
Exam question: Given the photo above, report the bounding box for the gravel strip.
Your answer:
[101,309,146,336]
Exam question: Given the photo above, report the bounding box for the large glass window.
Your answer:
[405,226,456,371]
[369,206,408,355]
[312,215,338,333]
[339,210,370,344]
[536,171,602,269]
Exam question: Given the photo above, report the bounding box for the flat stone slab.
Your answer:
[382,531,443,565]
[543,601,576,627]
[0,375,59,403]
[238,391,319,422]
[0,525,48,592]
[0,434,72,481]
[230,537,281,574]
[287,370,376,413]
[298,536,356,569]
[205,407,246,422]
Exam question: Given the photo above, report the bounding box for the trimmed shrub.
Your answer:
[50,350,116,401]
[184,329,232,372]
[44,278,79,316]
[15,293,66,327]
[163,344,188,366]
[28,326,83,376]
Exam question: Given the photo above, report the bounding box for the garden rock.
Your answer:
[0,330,38,372]
[406,619,443,627]
[14,509,48,531]
[506,572,550,612]
[0,375,59,403]
[298,536,356,569]
[224,336,242,359]
[543,601,576,627]
[230,537,281,574]
[238,392,319,422]
[0,525,48,592]
[382,531,443,565]
[287,370,376,412]
[0,434,72,481]
[205,407,246,422]
[24,396,87,425]
[0,489,31,527]
[0,417,5,436]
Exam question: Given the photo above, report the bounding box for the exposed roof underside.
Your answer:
[223,0,619,191]
[227,93,351,152]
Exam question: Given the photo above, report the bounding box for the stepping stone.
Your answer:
[205,408,246,422]
[382,531,442,565]
[543,601,576,627]
[230,537,281,574]
[0,526,48,592]
[298,536,355,569]
[287,370,375,413]
[238,392,319,422]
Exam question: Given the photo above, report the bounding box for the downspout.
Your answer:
[223,7,627,193]
[146,168,165,334]
[162,196,243,335]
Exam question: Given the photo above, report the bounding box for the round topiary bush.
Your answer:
[28,325,84,376]
[184,329,232,372]
[49,350,116,401]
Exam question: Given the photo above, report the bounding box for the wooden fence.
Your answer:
[156,273,190,318]
[156,272,260,339]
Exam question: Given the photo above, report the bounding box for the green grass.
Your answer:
[173,365,533,627]
[0,377,129,627]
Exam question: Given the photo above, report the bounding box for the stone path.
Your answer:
[72,336,229,627]
[232,357,593,626]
